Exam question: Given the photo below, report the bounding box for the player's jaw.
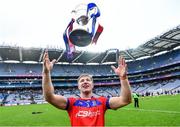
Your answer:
[81,83,93,92]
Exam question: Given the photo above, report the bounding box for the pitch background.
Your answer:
[0,95,180,126]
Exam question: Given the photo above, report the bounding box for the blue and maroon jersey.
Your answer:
[66,96,111,126]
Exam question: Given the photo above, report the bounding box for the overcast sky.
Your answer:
[0,0,180,52]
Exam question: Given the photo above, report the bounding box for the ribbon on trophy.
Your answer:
[87,3,103,44]
[63,3,103,58]
[63,18,75,58]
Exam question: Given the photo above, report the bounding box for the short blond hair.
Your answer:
[77,73,93,83]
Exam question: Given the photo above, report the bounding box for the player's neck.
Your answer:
[80,92,93,99]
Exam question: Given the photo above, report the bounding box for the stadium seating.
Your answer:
[0,49,179,106]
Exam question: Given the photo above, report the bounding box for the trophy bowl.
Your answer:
[69,29,92,47]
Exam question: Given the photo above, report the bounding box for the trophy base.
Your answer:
[69,29,92,47]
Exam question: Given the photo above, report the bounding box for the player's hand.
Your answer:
[111,56,127,80]
[43,50,56,74]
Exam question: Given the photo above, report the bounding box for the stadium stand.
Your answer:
[0,25,180,106]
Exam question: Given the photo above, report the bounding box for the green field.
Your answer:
[0,94,180,126]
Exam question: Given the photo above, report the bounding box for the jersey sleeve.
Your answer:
[99,96,111,110]
[106,97,111,109]
[65,97,76,110]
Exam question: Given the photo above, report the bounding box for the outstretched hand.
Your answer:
[111,56,127,79]
[43,50,56,74]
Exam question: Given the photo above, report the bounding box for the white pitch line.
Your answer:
[123,108,180,114]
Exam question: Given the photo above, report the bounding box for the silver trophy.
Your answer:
[64,3,103,48]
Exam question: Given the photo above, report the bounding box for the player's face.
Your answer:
[78,76,93,93]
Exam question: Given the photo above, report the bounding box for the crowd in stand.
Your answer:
[0,49,179,106]
[0,78,179,106]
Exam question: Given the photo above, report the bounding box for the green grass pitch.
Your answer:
[0,94,180,126]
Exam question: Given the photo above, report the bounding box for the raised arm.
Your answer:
[109,56,132,110]
[42,50,67,110]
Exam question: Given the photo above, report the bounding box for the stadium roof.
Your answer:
[0,25,180,65]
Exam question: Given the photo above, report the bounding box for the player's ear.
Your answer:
[78,83,81,90]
